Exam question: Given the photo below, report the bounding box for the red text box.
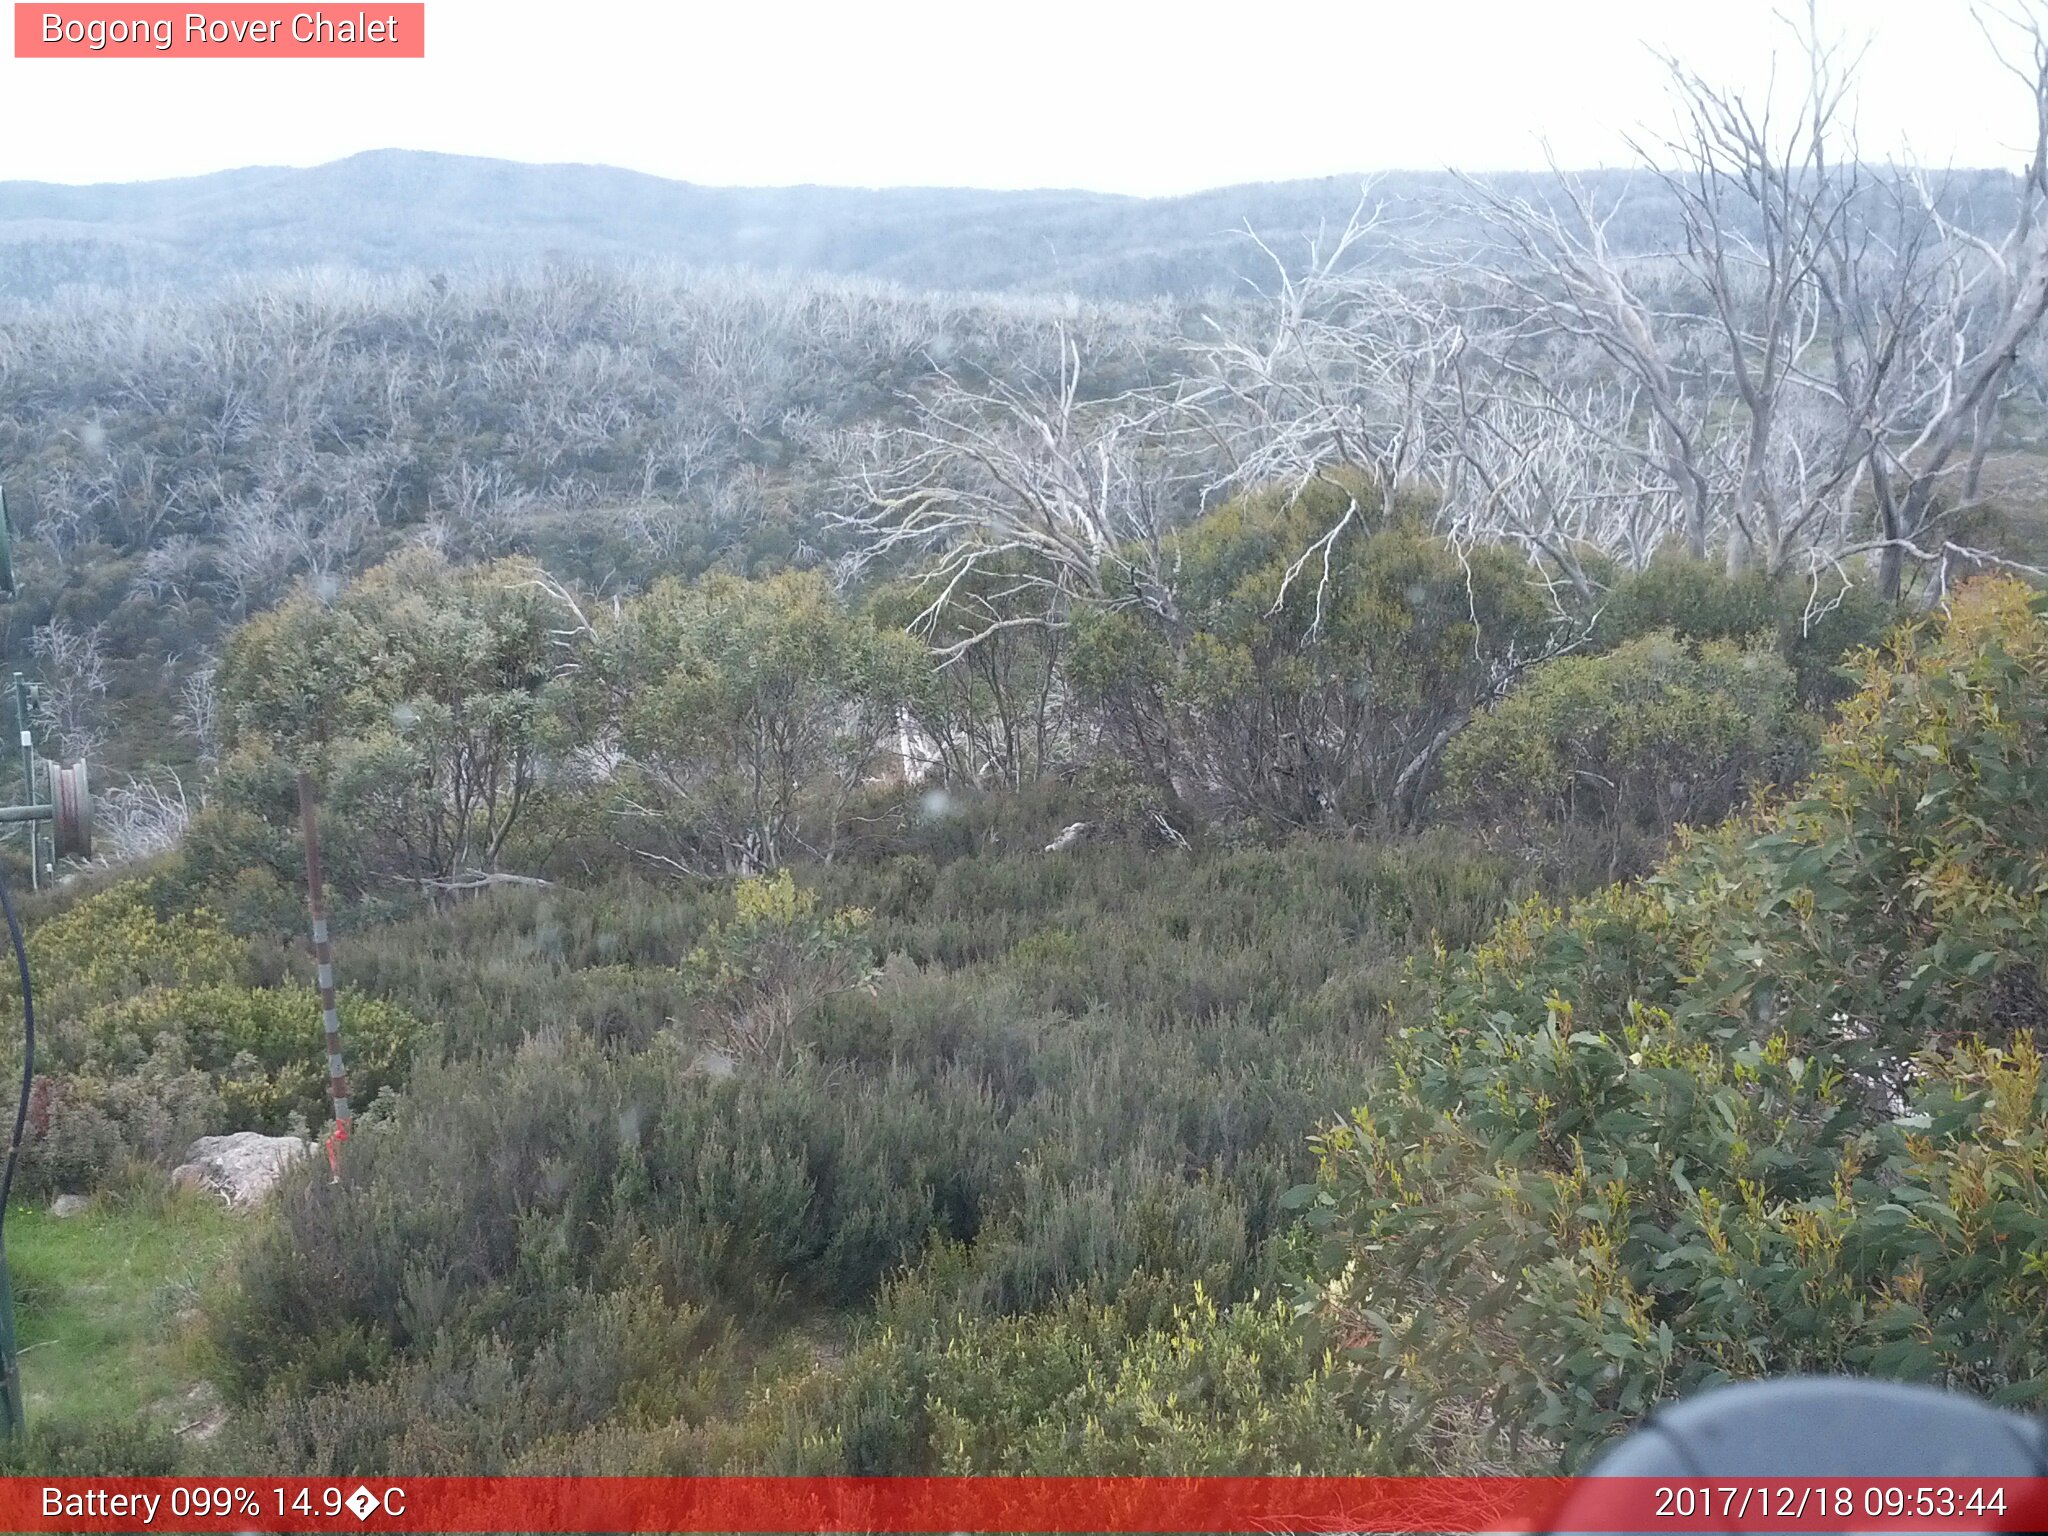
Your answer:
[15,4,424,57]
[5,1476,2048,1533]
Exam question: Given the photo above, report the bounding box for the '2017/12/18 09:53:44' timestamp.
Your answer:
[1649,1480,2012,1523]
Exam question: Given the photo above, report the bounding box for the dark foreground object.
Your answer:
[1551,1377,2048,1533]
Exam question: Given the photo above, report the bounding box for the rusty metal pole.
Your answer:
[296,771,351,1176]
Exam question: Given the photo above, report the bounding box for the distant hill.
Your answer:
[0,149,1707,303]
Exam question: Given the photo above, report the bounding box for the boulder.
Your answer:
[171,1132,313,1208]
[1043,821,1091,853]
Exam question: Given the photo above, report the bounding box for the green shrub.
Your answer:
[867,557,1069,791]
[0,879,425,1192]
[7,883,244,1021]
[205,826,1546,1470]
[210,1037,1011,1399]
[84,983,421,1132]
[168,747,309,929]
[604,571,927,875]
[745,1288,1392,1474]
[1301,577,2048,1469]
[1068,477,1557,828]
[895,1164,1258,1333]
[326,881,725,1061]
[1444,632,1815,869]
[210,1284,736,1476]
[0,1418,183,1476]
[18,1038,225,1197]
[216,550,577,890]
[681,871,875,1065]
[1595,558,1895,707]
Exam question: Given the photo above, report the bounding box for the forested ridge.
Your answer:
[11,151,1982,303]
[7,9,2048,1481]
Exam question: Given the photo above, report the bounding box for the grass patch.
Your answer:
[6,1189,243,1433]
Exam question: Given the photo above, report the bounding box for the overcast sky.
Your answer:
[1,0,2040,193]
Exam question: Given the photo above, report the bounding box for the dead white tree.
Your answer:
[93,772,191,865]
[1433,374,1683,600]
[1178,193,1691,609]
[174,661,222,771]
[1453,3,2048,597]
[1452,172,1723,562]
[1185,195,1458,496]
[1170,196,1499,634]
[29,618,110,764]
[1847,7,2048,595]
[838,329,1192,655]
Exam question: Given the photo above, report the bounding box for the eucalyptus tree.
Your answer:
[603,570,928,876]
[217,548,580,888]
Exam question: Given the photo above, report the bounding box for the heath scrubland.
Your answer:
[5,7,2048,1479]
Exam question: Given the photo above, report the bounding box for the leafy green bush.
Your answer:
[891,1165,1258,1334]
[207,830,1543,1462]
[20,1039,225,1196]
[867,557,1069,790]
[1068,477,1557,828]
[216,1275,1389,1479]
[210,1035,1011,1400]
[1595,558,1895,707]
[1301,577,2048,1469]
[744,1288,1391,1474]
[85,983,421,1132]
[603,571,927,875]
[166,747,318,935]
[210,1283,737,1476]
[1444,632,1814,868]
[0,880,425,1192]
[0,1418,182,1476]
[681,871,875,1065]
[216,549,576,889]
[8,884,244,1020]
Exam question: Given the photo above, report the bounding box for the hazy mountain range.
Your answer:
[2,148,2029,306]
[0,148,1700,303]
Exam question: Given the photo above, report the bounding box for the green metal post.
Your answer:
[0,1237,21,1436]
[0,492,24,1436]
[13,677,33,892]
[0,866,31,1442]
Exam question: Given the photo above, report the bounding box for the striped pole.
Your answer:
[296,771,351,1174]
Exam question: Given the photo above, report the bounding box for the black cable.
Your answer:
[0,868,33,1226]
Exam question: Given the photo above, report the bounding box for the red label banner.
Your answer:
[3,1476,2048,1532]
[14,4,424,57]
